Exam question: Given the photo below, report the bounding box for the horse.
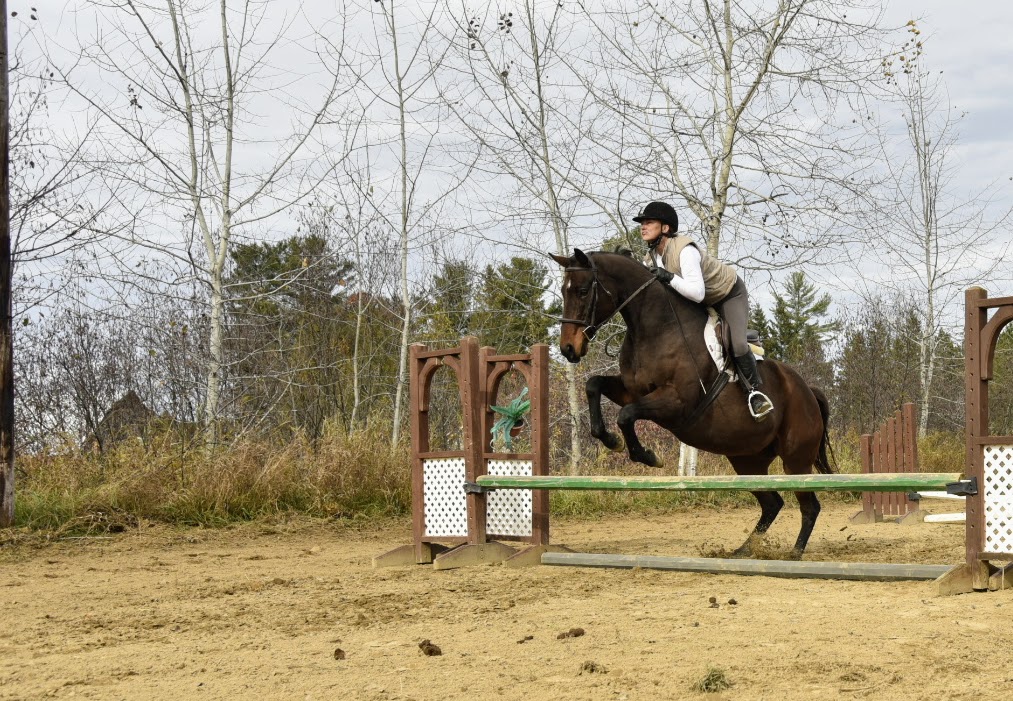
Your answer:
[550,248,833,559]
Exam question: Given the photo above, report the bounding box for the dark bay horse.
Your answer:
[551,249,833,558]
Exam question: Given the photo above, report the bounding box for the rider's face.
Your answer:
[639,219,668,243]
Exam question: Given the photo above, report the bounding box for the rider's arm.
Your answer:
[667,245,705,303]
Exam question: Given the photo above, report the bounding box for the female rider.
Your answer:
[633,201,773,421]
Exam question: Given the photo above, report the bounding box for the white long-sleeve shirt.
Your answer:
[665,245,706,303]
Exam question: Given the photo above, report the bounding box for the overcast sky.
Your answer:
[882,1,1013,187]
[19,1,1013,328]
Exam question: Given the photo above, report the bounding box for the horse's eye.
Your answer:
[578,285,591,297]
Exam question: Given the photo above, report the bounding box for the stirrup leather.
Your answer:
[747,390,773,420]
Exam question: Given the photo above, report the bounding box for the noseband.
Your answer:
[556,255,656,342]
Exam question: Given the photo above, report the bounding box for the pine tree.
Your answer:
[767,271,837,388]
[472,257,557,354]
[424,260,476,345]
[749,305,773,348]
[768,272,836,362]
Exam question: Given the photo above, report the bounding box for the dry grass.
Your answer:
[693,667,733,693]
[11,423,964,535]
[14,421,410,533]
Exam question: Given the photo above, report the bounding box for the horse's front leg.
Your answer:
[615,389,681,468]
[585,375,632,453]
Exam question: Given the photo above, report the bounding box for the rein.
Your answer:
[556,257,655,341]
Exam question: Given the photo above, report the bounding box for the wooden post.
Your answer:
[891,415,899,514]
[876,428,886,514]
[938,287,991,593]
[0,0,12,528]
[850,433,881,524]
[409,343,429,563]
[460,337,486,547]
[892,410,902,515]
[902,404,917,474]
[529,343,550,545]
[965,288,988,588]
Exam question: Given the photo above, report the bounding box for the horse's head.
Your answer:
[550,248,619,363]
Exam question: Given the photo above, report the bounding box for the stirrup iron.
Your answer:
[747,390,773,420]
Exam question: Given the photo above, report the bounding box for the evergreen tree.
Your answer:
[223,234,358,438]
[832,293,963,436]
[749,305,773,348]
[423,260,476,345]
[768,272,836,362]
[600,230,648,260]
[472,256,557,353]
[767,271,836,389]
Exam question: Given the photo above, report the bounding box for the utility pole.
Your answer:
[0,0,14,527]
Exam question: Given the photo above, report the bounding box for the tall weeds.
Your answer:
[14,422,410,532]
[11,423,964,534]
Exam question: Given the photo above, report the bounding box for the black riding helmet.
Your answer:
[632,201,679,235]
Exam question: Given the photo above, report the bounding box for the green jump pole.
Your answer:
[473,472,969,493]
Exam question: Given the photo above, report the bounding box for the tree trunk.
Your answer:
[350,260,364,432]
[203,270,225,445]
[0,0,12,526]
[390,7,410,447]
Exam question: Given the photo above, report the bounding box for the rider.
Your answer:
[633,201,774,421]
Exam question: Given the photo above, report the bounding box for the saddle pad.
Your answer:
[704,309,731,374]
[704,309,762,376]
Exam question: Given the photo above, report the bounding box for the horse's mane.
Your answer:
[586,250,707,324]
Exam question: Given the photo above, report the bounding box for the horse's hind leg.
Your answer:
[732,491,784,558]
[728,453,779,558]
[585,375,633,453]
[790,491,821,560]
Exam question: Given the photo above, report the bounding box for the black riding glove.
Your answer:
[651,267,674,285]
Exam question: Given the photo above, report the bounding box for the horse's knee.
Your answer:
[616,404,638,429]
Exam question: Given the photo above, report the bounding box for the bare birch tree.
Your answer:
[354,1,473,445]
[871,22,1011,435]
[578,0,889,267]
[439,1,594,470]
[59,0,354,443]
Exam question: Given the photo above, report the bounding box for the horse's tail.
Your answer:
[810,385,836,474]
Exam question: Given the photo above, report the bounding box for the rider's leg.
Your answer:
[734,350,773,420]
[716,279,773,421]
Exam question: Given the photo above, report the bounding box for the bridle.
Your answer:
[556,254,655,342]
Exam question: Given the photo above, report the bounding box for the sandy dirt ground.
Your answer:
[2,500,1012,701]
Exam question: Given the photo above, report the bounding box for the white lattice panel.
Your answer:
[487,459,534,537]
[422,458,468,538]
[983,445,1013,555]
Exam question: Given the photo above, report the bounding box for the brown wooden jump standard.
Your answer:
[940,287,1013,592]
[373,336,560,570]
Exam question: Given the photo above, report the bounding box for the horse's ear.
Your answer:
[549,252,570,268]
[573,248,592,268]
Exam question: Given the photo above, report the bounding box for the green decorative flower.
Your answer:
[490,387,530,451]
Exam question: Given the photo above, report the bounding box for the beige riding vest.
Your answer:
[645,235,738,306]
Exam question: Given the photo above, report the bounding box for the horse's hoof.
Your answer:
[603,433,625,453]
[786,549,804,562]
[731,544,753,559]
[632,449,663,468]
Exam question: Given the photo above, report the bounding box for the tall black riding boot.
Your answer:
[733,352,773,421]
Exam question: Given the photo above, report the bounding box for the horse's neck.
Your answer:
[619,282,708,348]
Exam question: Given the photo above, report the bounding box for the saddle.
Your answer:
[704,309,763,374]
